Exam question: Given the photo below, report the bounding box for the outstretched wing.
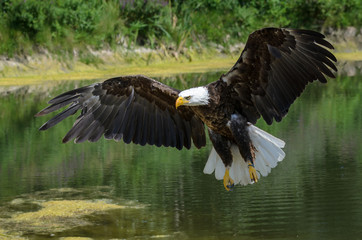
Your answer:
[36,75,206,150]
[222,28,337,124]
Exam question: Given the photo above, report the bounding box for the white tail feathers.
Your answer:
[203,124,285,186]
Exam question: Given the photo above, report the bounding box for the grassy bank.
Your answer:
[0,52,235,86]
[0,50,361,87]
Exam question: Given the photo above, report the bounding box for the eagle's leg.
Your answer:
[208,129,234,191]
[247,159,258,183]
[229,114,258,183]
[223,168,234,191]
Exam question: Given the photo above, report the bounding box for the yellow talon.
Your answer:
[248,160,258,183]
[223,169,235,191]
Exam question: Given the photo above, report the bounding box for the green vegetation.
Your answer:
[0,0,361,58]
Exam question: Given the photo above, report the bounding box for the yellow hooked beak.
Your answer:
[175,96,189,109]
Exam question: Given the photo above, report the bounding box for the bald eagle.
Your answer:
[36,28,337,191]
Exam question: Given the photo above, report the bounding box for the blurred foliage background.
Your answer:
[0,0,361,57]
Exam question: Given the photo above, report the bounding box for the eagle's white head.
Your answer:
[176,87,210,109]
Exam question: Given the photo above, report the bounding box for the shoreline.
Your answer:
[0,51,361,87]
[0,55,236,86]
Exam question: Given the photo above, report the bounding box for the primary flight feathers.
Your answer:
[221,28,337,124]
[36,75,206,150]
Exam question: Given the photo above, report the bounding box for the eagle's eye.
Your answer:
[185,96,191,100]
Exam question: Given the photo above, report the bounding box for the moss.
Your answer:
[0,228,27,240]
[10,200,124,233]
[15,199,124,219]
[0,187,146,237]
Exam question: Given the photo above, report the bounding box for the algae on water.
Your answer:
[0,187,145,238]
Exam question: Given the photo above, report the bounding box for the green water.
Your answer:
[0,71,361,239]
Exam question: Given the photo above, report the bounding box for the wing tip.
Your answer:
[291,28,325,39]
[35,110,46,117]
[38,123,49,131]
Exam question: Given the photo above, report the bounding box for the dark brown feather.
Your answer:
[36,75,206,150]
[221,28,337,124]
